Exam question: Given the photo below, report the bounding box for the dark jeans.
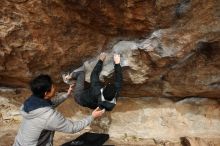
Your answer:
[72,71,85,105]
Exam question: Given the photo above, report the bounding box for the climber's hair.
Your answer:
[30,74,52,98]
[103,83,116,101]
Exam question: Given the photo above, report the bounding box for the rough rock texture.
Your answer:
[0,0,220,145]
[108,97,220,139]
[0,0,219,98]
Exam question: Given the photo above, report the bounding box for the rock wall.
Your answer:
[0,0,219,98]
[0,1,220,145]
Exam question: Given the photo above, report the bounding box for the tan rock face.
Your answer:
[108,97,220,140]
[0,0,220,98]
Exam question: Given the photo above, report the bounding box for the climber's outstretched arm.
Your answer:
[91,53,106,86]
[113,54,122,93]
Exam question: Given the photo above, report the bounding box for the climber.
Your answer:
[13,74,105,146]
[62,52,123,111]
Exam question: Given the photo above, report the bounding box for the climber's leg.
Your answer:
[72,71,85,105]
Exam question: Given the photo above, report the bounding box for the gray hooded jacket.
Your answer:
[13,93,93,146]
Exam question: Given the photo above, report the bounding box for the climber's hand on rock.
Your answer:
[114,54,120,64]
[99,52,106,61]
[92,107,105,119]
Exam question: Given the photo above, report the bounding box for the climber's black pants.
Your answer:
[72,71,85,105]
